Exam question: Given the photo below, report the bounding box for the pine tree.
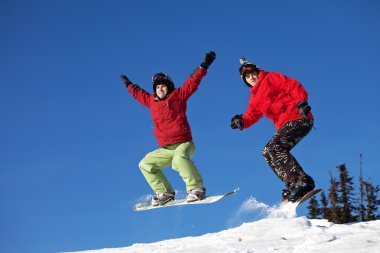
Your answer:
[328,171,341,223]
[364,180,380,220]
[307,196,321,219]
[320,191,330,220]
[337,164,358,223]
[358,154,366,221]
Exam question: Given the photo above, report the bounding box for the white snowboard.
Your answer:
[282,188,322,206]
[133,191,236,212]
[296,188,322,206]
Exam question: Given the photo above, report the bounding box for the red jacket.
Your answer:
[128,68,207,146]
[242,70,314,130]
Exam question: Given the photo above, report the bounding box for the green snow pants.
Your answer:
[138,141,204,194]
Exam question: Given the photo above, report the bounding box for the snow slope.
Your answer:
[64,199,380,253]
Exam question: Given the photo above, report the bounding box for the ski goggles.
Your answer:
[152,73,170,84]
[239,65,259,76]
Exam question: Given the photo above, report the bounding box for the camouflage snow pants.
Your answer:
[262,119,314,187]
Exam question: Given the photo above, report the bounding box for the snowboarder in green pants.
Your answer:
[120,51,216,206]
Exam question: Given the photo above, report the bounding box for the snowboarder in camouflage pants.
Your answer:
[231,57,315,203]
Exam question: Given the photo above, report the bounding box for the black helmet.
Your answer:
[152,72,175,94]
[239,57,260,87]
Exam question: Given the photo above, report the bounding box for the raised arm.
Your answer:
[178,51,216,100]
[120,74,151,108]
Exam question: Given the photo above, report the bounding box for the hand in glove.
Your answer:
[200,51,216,70]
[231,114,244,130]
[120,75,132,87]
[120,75,141,91]
[297,100,311,120]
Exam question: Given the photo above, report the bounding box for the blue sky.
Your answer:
[1,1,380,252]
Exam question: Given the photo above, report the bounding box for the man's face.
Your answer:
[245,72,259,87]
[156,84,168,99]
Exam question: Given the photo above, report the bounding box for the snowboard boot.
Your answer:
[151,191,175,206]
[283,179,315,203]
[186,187,206,202]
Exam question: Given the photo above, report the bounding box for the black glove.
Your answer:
[297,100,311,120]
[200,51,216,70]
[120,75,132,87]
[231,114,244,130]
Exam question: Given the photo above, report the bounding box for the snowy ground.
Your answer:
[63,199,380,253]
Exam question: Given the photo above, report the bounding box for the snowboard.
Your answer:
[282,189,322,206]
[296,188,322,206]
[133,190,237,212]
